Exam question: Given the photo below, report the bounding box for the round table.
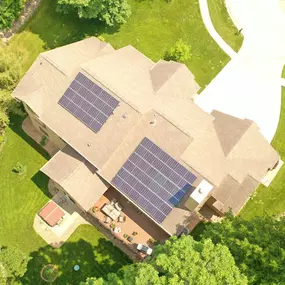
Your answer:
[74,265,80,271]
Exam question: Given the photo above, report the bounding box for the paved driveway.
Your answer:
[195,0,285,142]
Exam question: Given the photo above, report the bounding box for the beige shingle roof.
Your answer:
[41,146,108,210]
[13,38,279,223]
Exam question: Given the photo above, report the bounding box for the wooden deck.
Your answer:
[90,188,169,252]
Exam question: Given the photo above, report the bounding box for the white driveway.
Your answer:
[195,0,285,142]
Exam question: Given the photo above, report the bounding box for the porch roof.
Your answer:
[41,146,109,210]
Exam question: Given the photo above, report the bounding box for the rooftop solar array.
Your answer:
[111,138,197,224]
[58,72,119,133]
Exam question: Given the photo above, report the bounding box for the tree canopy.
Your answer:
[165,39,191,62]
[0,246,30,284]
[82,235,247,285]
[0,0,25,29]
[0,44,25,135]
[57,0,131,26]
[198,214,285,285]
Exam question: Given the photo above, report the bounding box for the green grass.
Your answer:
[0,116,130,283]
[207,0,243,52]
[8,0,229,88]
[240,87,285,218]
[21,225,130,284]
[0,115,50,253]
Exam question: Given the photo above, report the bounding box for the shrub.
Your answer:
[12,162,26,175]
[165,39,192,62]
[40,135,48,146]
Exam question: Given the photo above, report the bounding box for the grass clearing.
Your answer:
[240,87,285,218]
[8,0,229,88]
[207,0,243,52]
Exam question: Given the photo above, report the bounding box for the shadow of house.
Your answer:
[20,236,131,284]
[9,115,50,160]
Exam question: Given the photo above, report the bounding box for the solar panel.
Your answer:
[111,137,197,224]
[58,72,119,133]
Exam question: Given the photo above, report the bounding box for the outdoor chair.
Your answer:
[114,202,123,211]
[104,216,111,224]
[110,199,117,206]
[118,215,126,223]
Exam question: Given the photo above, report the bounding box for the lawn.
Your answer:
[8,0,229,88]
[207,0,243,52]
[240,87,285,218]
[21,225,130,284]
[0,116,130,283]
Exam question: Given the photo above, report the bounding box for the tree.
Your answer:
[0,0,25,29]
[56,0,131,26]
[198,214,285,285]
[165,39,191,62]
[0,45,25,135]
[81,236,247,285]
[0,246,30,284]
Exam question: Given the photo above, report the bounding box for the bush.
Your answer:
[12,162,26,175]
[40,135,48,146]
[165,39,192,62]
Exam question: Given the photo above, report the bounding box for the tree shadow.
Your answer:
[20,236,131,284]
[9,114,50,160]
[17,0,120,50]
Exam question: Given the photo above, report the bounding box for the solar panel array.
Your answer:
[111,138,197,224]
[58,72,119,133]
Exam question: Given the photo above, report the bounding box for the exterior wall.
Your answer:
[49,179,86,212]
[24,103,66,151]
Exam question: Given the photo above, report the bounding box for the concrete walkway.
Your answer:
[199,0,236,58]
[196,0,285,142]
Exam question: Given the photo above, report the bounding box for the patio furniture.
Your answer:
[118,215,126,223]
[73,265,80,271]
[137,244,153,255]
[101,203,121,220]
[114,227,121,233]
[127,236,134,242]
[104,216,111,223]
[110,199,117,206]
[39,201,65,227]
[114,202,123,211]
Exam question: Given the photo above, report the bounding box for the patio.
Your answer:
[33,188,88,248]
[90,188,169,253]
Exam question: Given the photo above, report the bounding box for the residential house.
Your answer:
[12,37,280,239]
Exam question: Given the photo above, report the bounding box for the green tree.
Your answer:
[165,39,191,62]
[199,214,285,285]
[0,246,30,284]
[0,45,25,135]
[82,236,247,285]
[57,0,131,26]
[0,0,25,29]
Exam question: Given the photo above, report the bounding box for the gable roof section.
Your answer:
[211,174,259,215]
[41,146,108,210]
[13,37,278,190]
[211,110,253,156]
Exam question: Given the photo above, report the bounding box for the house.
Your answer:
[12,37,280,238]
